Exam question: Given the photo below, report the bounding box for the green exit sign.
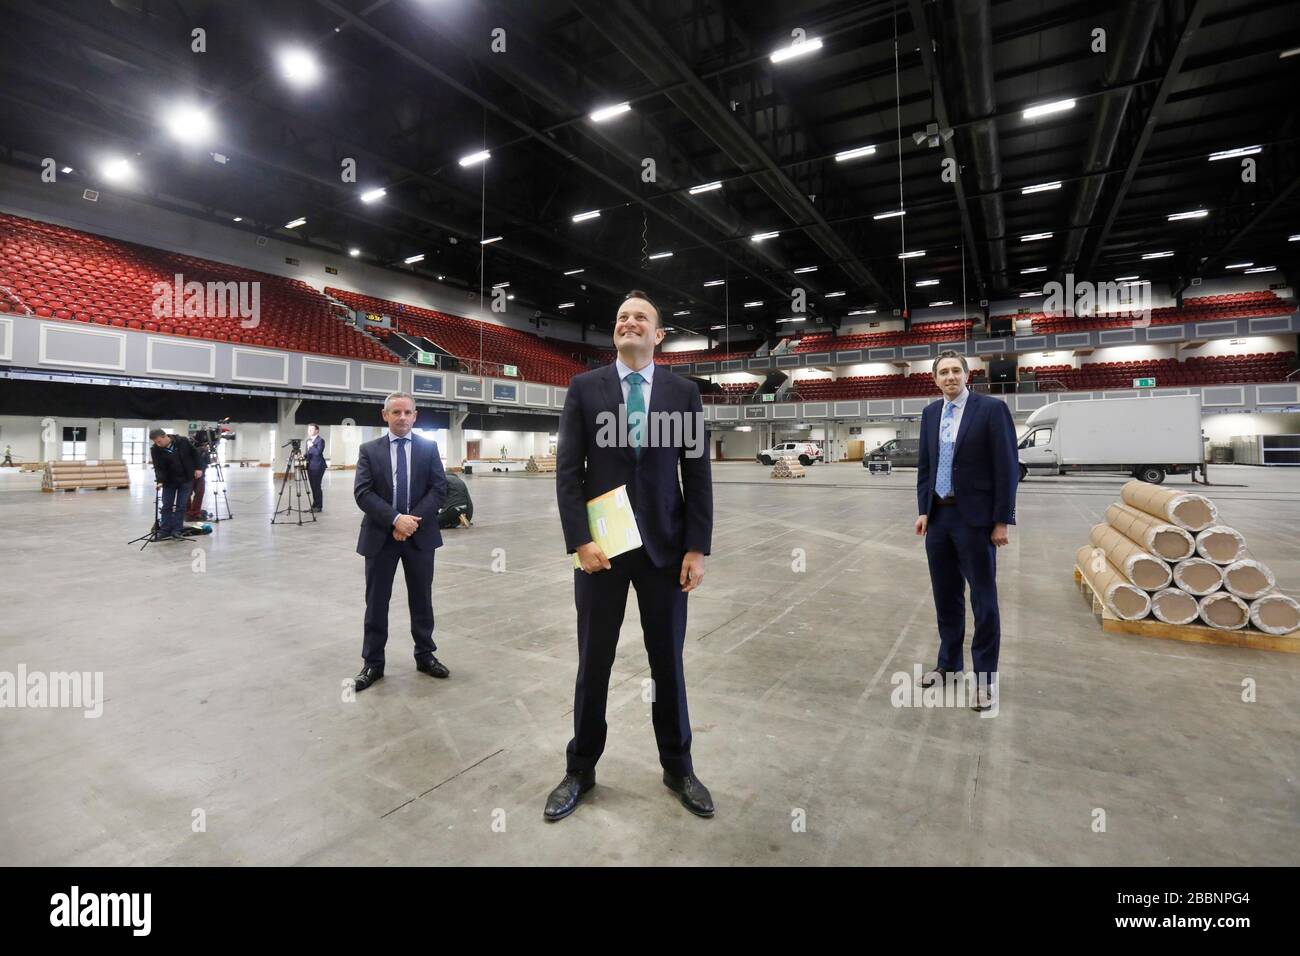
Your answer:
[502,364,519,377]
[1133,376,1156,388]
[761,393,775,402]
[416,351,436,365]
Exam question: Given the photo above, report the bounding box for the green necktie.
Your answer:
[626,371,646,458]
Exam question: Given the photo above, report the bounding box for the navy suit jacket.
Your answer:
[916,390,1019,528]
[304,435,326,470]
[557,362,713,568]
[354,433,448,557]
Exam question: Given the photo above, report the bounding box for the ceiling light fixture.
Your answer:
[278,47,321,87]
[348,248,360,257]
[750,231,779,241]
[1167,209,1208,221]
[1141,251,1174,259]
[1208,145,1261,161]
[929,300,954,307]
[688,181,723,195]
[703,279,725,287]
[915,279,939,287]
[1022,98,1075,119]
[458,149,491,167]
[769,37,823,64]
[480,236,502,244]
[648,251,673,260]
[824,291,846,298]
[589,102,631,123]
[563,268,585,275]
[834,145,876,162]
[1224,262,1253,269]
[1021,266,1046,274]
[898,250,925,259]
[284,217,307,229]
[1244,266,1276,274]
[558,301,576,308]
[571,210,600,222]
[403,253,424,264]
[792,265,818,273]
[873,210,905,220]
[1021,181,1062,194]
[1020,232,1053,242]
[360,187,386,203]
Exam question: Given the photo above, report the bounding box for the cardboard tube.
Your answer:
[1248,594,1300,636]
[1150,588,1200,625]
[1195,525,1247,565]
[1120,480,1218,532]
[1077,545,1152,621]
[1222,559,1275,600]
[1104,503,1196,561]
[1089,523,1172,591]
[1198,592,1249,630]
[1172,558,1224,595]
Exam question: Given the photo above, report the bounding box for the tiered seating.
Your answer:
[0,213,397,362]
[791,320,975,354]
[326,288,587,386]
[1026,353,1295,390]
[1025,291,1293,335]
[657,347,755,365]
[791,369,988,401]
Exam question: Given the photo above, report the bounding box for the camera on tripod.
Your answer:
[192,423,236,466]
[282,438,303,458]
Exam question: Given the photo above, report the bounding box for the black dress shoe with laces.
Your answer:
[543,771,595,821]
[920,666,957,688]
[416,656,450,678]
[663,771,715,817]
[352,666,384,692]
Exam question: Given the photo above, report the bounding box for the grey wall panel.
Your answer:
[1256,383,1300,405]
[974,339,1006,354]
[454,375,484,400]
[696,362,717,373]
[743,404,769,419]
[714,406,739,420]
[775,355,801,367]
[804,352,831,364]
[866,400,895,416]
[552,387,567,408]
[1194,320,1237,338]
[900,398,930,415]
[721,360,744,371]
[833,401,861,417]
[1012,336,1046,351]
[1201,386,1245,407]
[747,357,771,370]
[524,383,550,406]
[1097,329,1137,345]
[40,324,127,371]
[1248,315,1294,334]
[1054,333,1092,347]
[1145,325,1186,342]
[869,348,897,360]
[772,403,797,418]
[802,401,828,417]
[413,372,445,397]
[939,341,970,354]
[1102,390,1139,399]
[360,364,402,394]
[1015,394,1050,412]
[231,347,288,385]
[835,350,862,363]
[902,344,933,359]
[148,337,216,378]
[0,317,12,362]
[302,355,350,389]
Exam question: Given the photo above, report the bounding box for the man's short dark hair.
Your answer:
[148,428,167,440]
[308,423,319,431]
[620,290,661,327]
[931,349,969,375]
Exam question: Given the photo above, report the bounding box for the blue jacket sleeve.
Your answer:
[556,381,592,553]
[679,381,713,555]
[990,399,1018,525]
[354,441,399,527]
[915,406,932,516]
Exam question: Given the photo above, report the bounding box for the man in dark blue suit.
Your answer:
[915,350,1019,712]
[545,291,714,821]
[350,392,449,692]
[304,423,327,512]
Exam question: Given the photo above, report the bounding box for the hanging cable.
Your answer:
[640,209,649,270]
[478,109,486,371]
[893,1,909,322]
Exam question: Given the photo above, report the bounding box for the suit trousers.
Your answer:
[924,501,1001,677]
[362,536,437,668]
[159,481,191,533]
[567,548,693,777]
[307,464,325,510]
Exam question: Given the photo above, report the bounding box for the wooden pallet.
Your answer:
[1073,565,1299,654]
[771,456,806,479]
[525,455,557,473]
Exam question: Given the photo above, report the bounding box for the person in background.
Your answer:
[437,472,474,528]
[304,423,326,512]
[3,444,13,466]
[149,429,203,541]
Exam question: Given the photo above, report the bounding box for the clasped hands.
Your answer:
[392,513,422,541]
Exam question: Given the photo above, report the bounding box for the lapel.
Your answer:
[377,434,395,501]
[953,391,977,458]
[601,362,635,464]
[927,400,942,466]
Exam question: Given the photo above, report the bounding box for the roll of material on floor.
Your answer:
[1104,503,1196,562]
[1196,525,1248,566]
[1198,592,1249,631]
[1077,545,1152,621]
[1150,587,1201,626]
[1088,523,1172,591]
[1120,480,1218,533]
[1248,594,1300,636]
[1222,559,1276,600]
[1172,557,1224,595]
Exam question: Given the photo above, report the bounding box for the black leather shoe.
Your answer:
[352,666,384,692]
[543,771,595,821]
[663,771,715,817]
[920,666,957,688]
[416,656,449,678]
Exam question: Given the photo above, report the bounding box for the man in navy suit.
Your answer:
[915,350,1019,712]
[545,291,714,821]
[304,423,327,512]
[350,392,449,692]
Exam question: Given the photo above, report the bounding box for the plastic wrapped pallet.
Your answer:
[1248,594,1300,636]
[1076,545,1152,621]
[1221,559,1275,600]
[1198,592,1249,631]
[1149,588,1201,626]
[1172,557,1224,595]
[1088,523,1172,591]
[1104,503,1195,561]
[1195,525,1248,566]
[1120,480,1218,532]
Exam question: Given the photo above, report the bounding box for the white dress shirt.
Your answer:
[939,387,970,445]
[615,357,655,404]
[386,430,415,517]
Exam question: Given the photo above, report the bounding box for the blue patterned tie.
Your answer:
[935,403,956,498]
[626,372,647,458]
[395,437,409,513]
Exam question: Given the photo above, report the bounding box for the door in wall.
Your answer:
[715,439,724,460]
[466,440,481,460]
[122,427,147,465]
[847,440,865,460]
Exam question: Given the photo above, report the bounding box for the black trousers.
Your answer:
[924,501,1001,677]
[307,464,325,510]
[567,548,692,777]
[361,537,436,668]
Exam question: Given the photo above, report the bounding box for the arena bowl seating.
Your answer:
[1023,291,1293,335]
[0,212,398,363]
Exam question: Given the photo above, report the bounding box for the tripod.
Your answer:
[127,486,164,551]
[271,449,317,525]
[206,459,233,522]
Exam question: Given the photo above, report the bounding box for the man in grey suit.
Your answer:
[350,391,449,692]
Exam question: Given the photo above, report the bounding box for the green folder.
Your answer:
[573,484,643,568]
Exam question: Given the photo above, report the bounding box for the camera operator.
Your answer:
[149,429,203,540]
[304,423,326,512]
[186,429,213,521]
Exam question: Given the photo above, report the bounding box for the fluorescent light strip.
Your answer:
[492,281,510,288]
[648,251,674,260]
[824,291,846,298]
[1244,266,1276,274]
[1021,266,1046,274]
[563,268,584,275]
[458,149,491,167]
[360,187,386,203]
[1022,98,1075,119]
[915,279,939,287]
[846,309,876,316]
[1019,291,1044,297]
[589,102,631,123]
[1141,251,1173,259]
[743,301,763,308]
[284,217,307,229]
[1167,209,1208,221]
[1289,235,1299,242]
[348,248,360,257]
[403,253,424,264]
[792,265,818,273]
[571,210,601,222]
[898,250,925,259]
[1020,232,1053,242]
[703,279,725,287]
[769,38,823,64]
[1224,262,1253,269]
[928,300,954,307]
[1208,145,1261,161]
[873,210,905,220]
[673,310,691,316]
[1021,181,1062,194]
[750,231,779,241]
[480,236,502,244]
[1114,275,1139,281]
[709,324,726,330]
[557,301,576,309]
[835,145,876,162]
[688,181,722,195]
[776,317,807,323]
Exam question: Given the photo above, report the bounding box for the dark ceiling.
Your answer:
[0,0,1297,340]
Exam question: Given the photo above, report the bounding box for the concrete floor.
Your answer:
[1,461,1297,865]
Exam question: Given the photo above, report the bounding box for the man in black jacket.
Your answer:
[149,429,203,540]
[437,472,474,528]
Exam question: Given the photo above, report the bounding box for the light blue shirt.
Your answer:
[386,430,415,521]
[615,357,655,404]
[940,387,970,445]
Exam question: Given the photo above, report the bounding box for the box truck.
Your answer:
[1018,394,1206,484]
